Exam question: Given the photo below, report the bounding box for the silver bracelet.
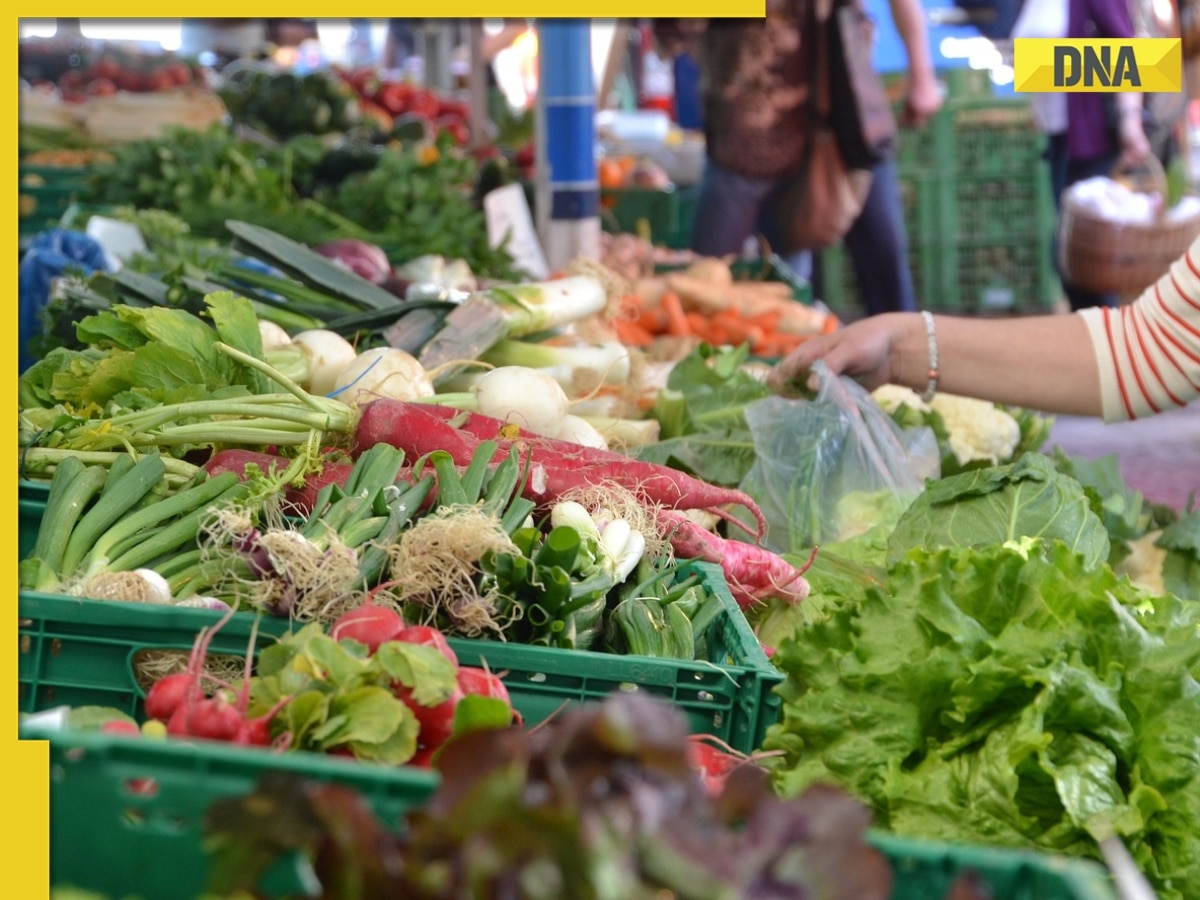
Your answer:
[919,310,939,404]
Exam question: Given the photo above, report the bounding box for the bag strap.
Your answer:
[806,0,833,119]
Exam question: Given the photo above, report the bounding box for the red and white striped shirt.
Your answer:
[1078,237,1200,421]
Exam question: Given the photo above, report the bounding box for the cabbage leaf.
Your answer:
[887,453,1109,569]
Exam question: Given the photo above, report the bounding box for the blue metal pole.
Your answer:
[535,20,600,268]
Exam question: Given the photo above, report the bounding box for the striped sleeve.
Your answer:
[1078,236,1200,422]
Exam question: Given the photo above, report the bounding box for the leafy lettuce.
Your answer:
[763,539,1200,899]
[632,343,769,489]
[18,292,268,412]
[1157,508,1200,601]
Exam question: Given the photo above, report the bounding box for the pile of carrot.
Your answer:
[612,264,839,360]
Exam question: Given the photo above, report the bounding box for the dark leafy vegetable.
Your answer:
[203,693,895,900]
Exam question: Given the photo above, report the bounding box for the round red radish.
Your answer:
[395,624,458,665]
[145,672,193,723]
[456,667,521,725]
[186,697,243,742]
[408,743,439,768]
[100,720,141,737]
[233,716,274,747]
[331,604,406,653]
[394,683,463,748]
[686,736,746,798]
[166,703,192,737]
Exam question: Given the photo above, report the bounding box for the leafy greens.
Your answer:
[763,538,1200,900]
[886,453,1110,569]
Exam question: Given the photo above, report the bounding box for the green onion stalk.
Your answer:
[23,344,359,456]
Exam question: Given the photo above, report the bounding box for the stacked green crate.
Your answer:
[951,101,1058,313]
[819,94,1058,316]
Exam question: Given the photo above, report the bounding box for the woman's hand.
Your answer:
[902,72,944,129]
[767,314,911,396]
[1117,105,1152,167]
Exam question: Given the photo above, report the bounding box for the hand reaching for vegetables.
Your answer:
[767,313,913,396]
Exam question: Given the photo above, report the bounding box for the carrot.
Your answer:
[708,311,765,347]
[353,400,769,539]
[822,313,841,334]
[684,311,711,335]
[637,306,670,334]
[613,317,655,346]
[660,290,693,337]
[744,309,783,332]
[655,508,814,610]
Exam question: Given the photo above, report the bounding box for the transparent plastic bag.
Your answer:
[738,360,940,555]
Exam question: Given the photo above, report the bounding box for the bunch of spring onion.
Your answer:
[18,448,295,608]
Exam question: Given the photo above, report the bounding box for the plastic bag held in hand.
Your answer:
[738,360,940,555]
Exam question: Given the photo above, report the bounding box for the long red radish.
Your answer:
[204,449,354,514]
[354,400,768,538]
[655,508,814,610]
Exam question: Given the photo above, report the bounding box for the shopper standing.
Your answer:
[655,0,941,313]
[1055,0,1151,311]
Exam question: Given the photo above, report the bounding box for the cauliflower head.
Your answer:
[871,384,930,414]
[929,393,1021,466]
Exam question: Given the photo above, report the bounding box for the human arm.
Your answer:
[768,310,1103,415]
[481,20,530,63]
[768,237,1200,420]
[886,0,943,127]
[1084,0,1151,161]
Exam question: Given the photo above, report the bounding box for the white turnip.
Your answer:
[471,365,570,438]
[331,347,434,409]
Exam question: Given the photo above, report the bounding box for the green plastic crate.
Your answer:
[19,497,45,561]
[17,560,782,754]
[822,96,1057,316]
[871,833,1118,900]
[19,165,93,235]
[20,718,438,900]
[601,185,683,246]
[19,478,52,503]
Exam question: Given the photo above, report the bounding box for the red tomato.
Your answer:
[436,113,470,147]
[87,58,121,82]
[145,70,176,93]
[116,69,145,93]
[406,88,441,121]
[378,82,415,116]
[165,62,192,87]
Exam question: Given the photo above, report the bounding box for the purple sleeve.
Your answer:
[1070,0,1136,39]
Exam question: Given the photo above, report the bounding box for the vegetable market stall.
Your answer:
[16,43,1198,900]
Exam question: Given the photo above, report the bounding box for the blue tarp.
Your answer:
[18,229,111,374]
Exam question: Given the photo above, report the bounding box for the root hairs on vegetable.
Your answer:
[68,569,173,605]
[382,505,519,638]
[550,482,667,560]
[132,649,246,695]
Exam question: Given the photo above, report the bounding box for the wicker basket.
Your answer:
[1057,155,1200,299]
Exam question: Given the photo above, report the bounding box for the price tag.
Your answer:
[484,183,549,280]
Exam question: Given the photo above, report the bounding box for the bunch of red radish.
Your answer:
[329,602,521,767]
[143,611,291,747]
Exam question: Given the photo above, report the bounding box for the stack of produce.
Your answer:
[18,151,1199,900]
